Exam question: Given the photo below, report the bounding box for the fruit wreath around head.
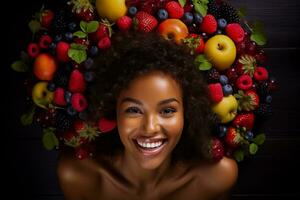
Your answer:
[12,0,277,161]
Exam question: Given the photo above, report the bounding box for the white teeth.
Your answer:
[137,140,163,148]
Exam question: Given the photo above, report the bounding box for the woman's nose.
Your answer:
[143,113,161,134]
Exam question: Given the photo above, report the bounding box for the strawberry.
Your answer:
[226,67,239,83]
[232,112,255,131]
[98,117,117,133]
[165,1,184,19]
[254,66,269,82]
[200,14,217,34]
[27,43,40,58]
[89,23,110,42]
[225,127,243,148]
[74,120,100,141]
[54,87,67,106]
[40,9,54,28]
[39,35,53,49]
[74,38,90,47]
[234,90,260,111]
[75,146,90,160]
[98,36,111,50]
[56,41,70,62]
[134,11,158,33]
[225,23,245,43]
[236,55,256,76]
[76,9,94,21]
[68,69,86,93]
[117,16,133,31]
[183,34,205,54]
[210,137,224,162]
[236,74,253,91]
[73,119,86,133]
[71,93,88,112]
[63,130,81,148]
[208,83,223,103]
[70,0,95,21]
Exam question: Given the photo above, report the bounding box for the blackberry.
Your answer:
[53,68,69,88]
[55,111,74,132]
[254,103,273,118]
[257,81,271,101]
[52,10,69,33]
[207,0,221,19]
[220,1,240,23]
[207,68,220,83]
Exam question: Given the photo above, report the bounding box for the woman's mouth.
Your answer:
[133,137,167,157]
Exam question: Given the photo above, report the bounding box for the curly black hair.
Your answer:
[89,32,217,162]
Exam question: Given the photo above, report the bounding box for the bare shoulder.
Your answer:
[195,157,238,198]
[57,152,101,200]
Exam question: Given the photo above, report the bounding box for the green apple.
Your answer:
[212,95,238,123]
[204,34,236,71]
[32,82,54,109]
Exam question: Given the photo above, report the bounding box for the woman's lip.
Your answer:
[133,139,167,157]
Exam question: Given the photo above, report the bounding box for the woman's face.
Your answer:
[116,70,184,170]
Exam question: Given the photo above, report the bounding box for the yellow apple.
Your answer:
[32,82,54,109]
[204,35,236,71]
[95,0,127,22]
[212,95,238,123]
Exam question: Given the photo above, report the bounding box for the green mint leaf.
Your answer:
[178,0,186,7]
[250,32,267,46]
[73,31,87,38]
[28,19,41,34]
[253,133,266,145]
[249,143,258,155]
[20,106,36,126]
[86,21,99,33]
[192,0,208,17]
[11,60,28,72]
[234,150,244,162]
[80,21,88,32]
[199,61,212,71]
[195,54,212,71]
[68,48,87,64]
[70,43,88,50]
[42,128,59,150]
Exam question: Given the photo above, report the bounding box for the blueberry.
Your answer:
[265,95,272,104]
[84,71,95,82]
[219,75,228,85]
[128,6,137,16]
[89,46,99,57]
[67,105,77,116]
[68,22,77,31]
[157,9,168,20]
[217,18,227,29]
[47,82,56,92]
[49,42,56,50]
[64,32,73,41]
[245,131,254,141]
[218,126,227,138]
[64,91,72,103]
[222,84,233,96]
[54,34,63,43]
[193,13,203,24]
[183,12,194,25]
[84,57,94,69]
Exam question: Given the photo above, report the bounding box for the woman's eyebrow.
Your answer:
[120,97,180,105]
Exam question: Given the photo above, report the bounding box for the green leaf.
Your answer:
[42,128,59,150]
[73,31,87,38]
[250,32,267,46]
[11,60,28,72]
[238,7,247,18]
[253,133,266,145]
[192,0,208,17]
[20,51,30,63]
[70,43,88,50]
[178,0,186,7]
[86,21,99,33]
[249,143,258,155]
[195,54,212,71]
[28,19,41,34]
[68,48,87,64]
[20,106,36,126]
[80,21,88,32]
[234,150,244,162]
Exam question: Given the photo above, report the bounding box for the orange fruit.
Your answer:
[33,53,57,80]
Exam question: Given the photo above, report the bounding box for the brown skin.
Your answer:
[57,71,238,200]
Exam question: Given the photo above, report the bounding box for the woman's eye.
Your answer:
[125,107,142,114]
[161,108,176,116]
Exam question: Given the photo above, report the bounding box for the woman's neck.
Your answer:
[120,150,172,190]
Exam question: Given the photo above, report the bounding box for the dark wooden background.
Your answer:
[4,0,300,199]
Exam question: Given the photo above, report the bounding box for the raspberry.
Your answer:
[208,83,223,103]
[117,16,133,31]
[39,35,53,49]
[200,14,217,34]
[54,87,67,106]
[27,43,40,58]
[165,1,184,19]
[226,23,245,43]
[254,67,269,82]
[71,93,88,112]
[98,37,111,50]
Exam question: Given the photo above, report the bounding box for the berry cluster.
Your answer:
[12,0,277,161]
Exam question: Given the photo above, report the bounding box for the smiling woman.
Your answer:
[57,32,238,200]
